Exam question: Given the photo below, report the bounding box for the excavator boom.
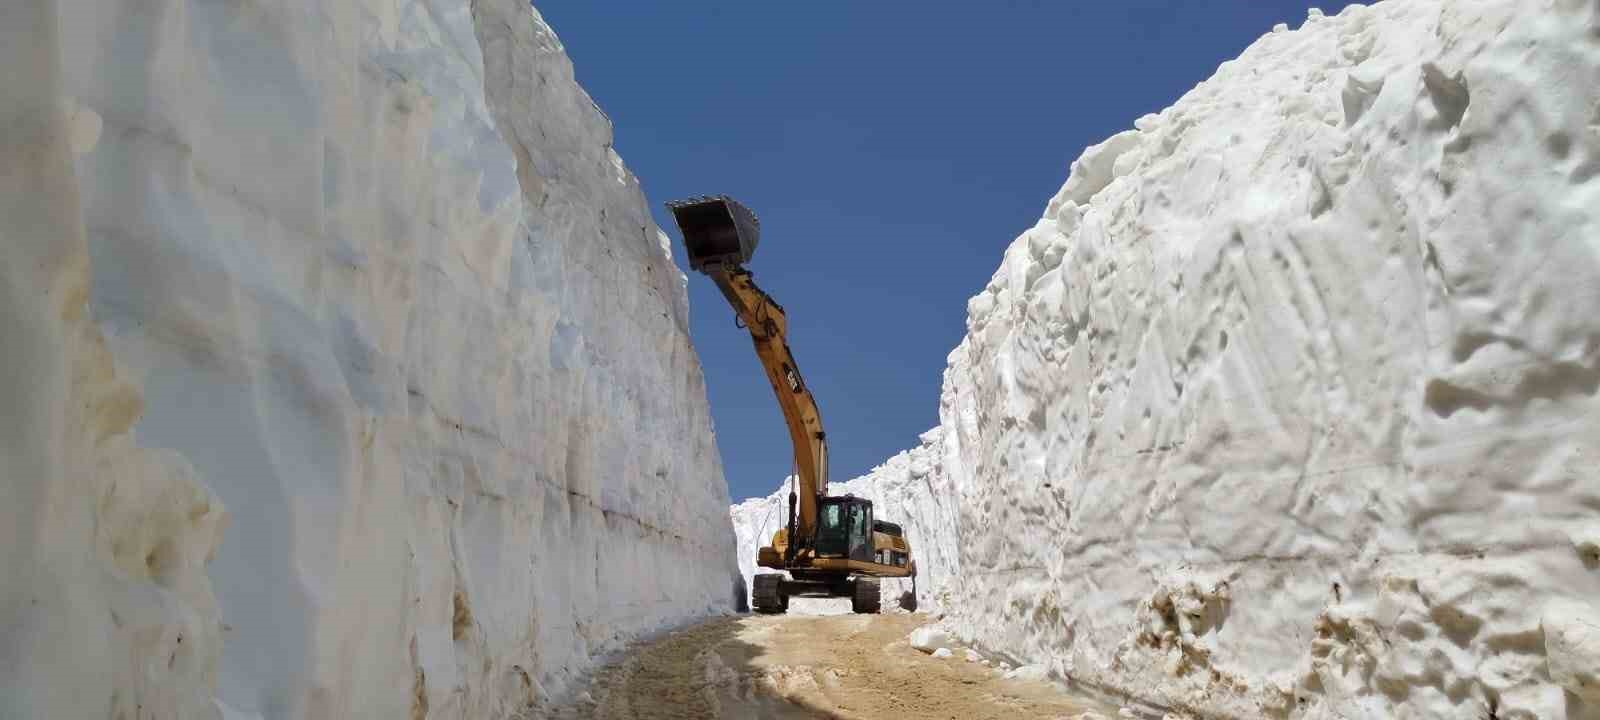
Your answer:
[704,268,828,536]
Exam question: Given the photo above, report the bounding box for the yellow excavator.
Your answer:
[667,195,916,615]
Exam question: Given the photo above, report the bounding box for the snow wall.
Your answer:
[738,2,1600,718]
[0,1,740,718]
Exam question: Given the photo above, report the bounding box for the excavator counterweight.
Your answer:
[667,195,916,615]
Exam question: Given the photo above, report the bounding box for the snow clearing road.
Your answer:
[547,612,1122,719]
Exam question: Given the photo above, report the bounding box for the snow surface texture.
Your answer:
[743,2,1600,717]
[729,429,961,614]
[1,1,739,718]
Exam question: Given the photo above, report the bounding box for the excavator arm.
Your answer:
[705,268,828,539]
[665,196,827,549]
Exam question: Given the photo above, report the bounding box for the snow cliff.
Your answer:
[740,2,1600,717]
[1,1,739,718]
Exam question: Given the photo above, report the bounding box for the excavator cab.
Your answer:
[814,496,874,562]
[666,195,761,272]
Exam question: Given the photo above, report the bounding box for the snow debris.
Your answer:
[1545,599,1600,705]
[1004,665,1050,682]
[909,624,956,654]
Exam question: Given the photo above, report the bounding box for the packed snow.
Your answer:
[1,1,738,718]
[739,1,1600,717]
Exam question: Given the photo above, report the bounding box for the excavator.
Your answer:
[667,195,916,614]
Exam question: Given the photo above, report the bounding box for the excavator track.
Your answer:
[851,577,881,614]
[752,573,788,614]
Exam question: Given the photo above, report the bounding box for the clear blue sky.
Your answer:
[536,2,1351,502]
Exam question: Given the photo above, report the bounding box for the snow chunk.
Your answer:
[64,97,101,155]
[1003,664,1049,682]
[1048,129,1144,213]
[910,625,955,654]
[1546,600,1600,704]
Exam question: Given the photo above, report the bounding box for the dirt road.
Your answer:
[546,611,1121,719]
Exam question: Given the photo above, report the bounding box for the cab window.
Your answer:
[815,503,850,556]
[822,504,843,530]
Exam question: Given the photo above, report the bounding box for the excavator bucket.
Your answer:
[666,195,760,273]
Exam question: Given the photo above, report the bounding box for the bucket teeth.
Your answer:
[666,195,758,225]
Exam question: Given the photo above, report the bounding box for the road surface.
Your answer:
[547,610,1121,719]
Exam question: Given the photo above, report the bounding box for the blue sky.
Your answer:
[536,2,1352,501]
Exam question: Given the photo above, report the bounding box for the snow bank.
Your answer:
[743,1,1600,716]
[945,2,1600,716]
[729,429,959,613]
[1,1,738,717]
